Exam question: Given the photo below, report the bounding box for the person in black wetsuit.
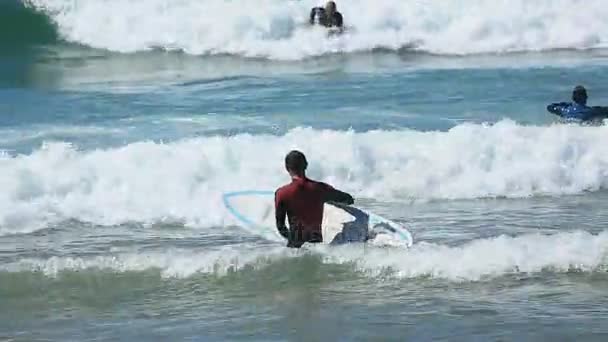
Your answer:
[309,1,343,30]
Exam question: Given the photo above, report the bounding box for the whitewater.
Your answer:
[25,0,608,59]
[2,121,608,235]
[2,230,607,282]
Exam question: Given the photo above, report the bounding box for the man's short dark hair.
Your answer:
[285,150,308,173]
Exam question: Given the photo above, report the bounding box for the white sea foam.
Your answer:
[28,0,608,60]
[3,230,607,282]
[324,230,608,281]
[2,245,292,278]
[1,121,608,235]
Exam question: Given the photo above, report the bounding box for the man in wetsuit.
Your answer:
[547,85,608,122]
[309,1,343,30]
[275,150,354,248]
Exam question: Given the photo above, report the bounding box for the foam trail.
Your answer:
[3,231,607,282]
[2,120,608,235]
[28,0,608,59]
[1,245,292,278]
[324,230,608,281]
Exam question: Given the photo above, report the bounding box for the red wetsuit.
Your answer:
[275,176,354,248]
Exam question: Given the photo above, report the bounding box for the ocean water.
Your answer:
[2,0,608,340]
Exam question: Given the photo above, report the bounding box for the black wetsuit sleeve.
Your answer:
[591,106,608,119]
[324,185,354,205]
[274,191,289,239]
[310,7,321,24]
[547,102,568,117]
[335,12,343,28]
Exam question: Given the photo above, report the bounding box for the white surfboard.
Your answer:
[222,190,413,248]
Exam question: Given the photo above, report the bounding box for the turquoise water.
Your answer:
[2,0,608,340]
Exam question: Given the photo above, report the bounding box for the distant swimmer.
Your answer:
[309,1,344,31]
[547,85,608,123]
[275,150,354,248]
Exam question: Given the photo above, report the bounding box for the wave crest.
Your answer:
[3,231,607,282]
[26,0,608,59]
[1,121,608,234]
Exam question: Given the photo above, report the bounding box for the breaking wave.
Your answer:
[1,121,608,235]
[24,0,608,59]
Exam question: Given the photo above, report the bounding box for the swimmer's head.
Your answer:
[285,150,308,175]
[572,85,588,105]
[325,1,337,14]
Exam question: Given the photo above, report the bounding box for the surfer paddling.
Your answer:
[275,150,354,248]
[547,85,608,123]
